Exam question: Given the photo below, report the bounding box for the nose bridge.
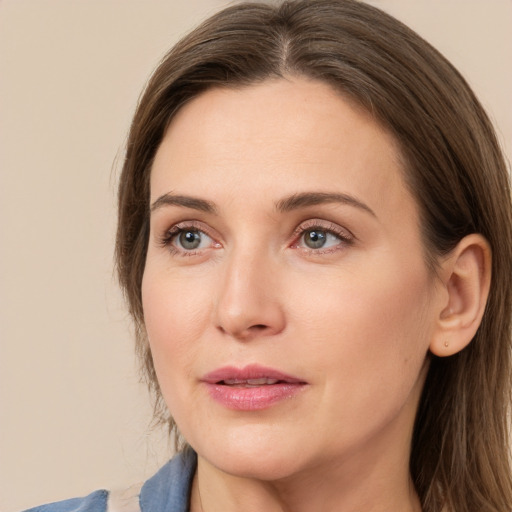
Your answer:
[214,240,285,339]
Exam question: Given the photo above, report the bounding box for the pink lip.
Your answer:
[201,364,307,411]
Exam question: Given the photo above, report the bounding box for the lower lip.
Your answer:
[204,382,306,411]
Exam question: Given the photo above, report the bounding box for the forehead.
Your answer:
[150,77,413,223]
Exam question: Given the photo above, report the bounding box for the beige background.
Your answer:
[0,1,510,511]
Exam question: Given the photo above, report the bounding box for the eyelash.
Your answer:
[158,219,355,256]
[158,221,217,256]
[291,220,355,254]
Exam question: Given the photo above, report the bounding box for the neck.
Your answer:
[191,458,421,512]
[190,417,422,512]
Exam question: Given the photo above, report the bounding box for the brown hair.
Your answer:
[115,1,512,510]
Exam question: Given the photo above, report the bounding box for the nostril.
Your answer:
[216,324,267,335]
[251,324,268,331]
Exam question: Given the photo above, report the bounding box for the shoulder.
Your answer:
[22,490,108,512]
[21,450,197,512]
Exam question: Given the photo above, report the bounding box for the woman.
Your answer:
[26,0,512,511]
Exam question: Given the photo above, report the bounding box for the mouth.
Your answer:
[201,364,307,411]
[218,377,287,388]
[202,364,306,386]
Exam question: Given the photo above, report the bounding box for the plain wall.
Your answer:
[0,1,510,511]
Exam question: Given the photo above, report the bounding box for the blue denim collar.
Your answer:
[140,449,197,512]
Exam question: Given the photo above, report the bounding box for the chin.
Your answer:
[187,424,313,481]
[211,450,306,482]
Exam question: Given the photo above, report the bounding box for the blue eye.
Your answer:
[297,225,352,251]
[302,229,330,249]
[178,230,202,250]
[171,228,213,251]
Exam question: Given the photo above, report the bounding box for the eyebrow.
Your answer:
[150,193,217,214]
[276,192,376,217]
[150,191,375,217]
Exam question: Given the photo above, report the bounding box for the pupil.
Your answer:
[306,230,326,249]
[180,230,201,249]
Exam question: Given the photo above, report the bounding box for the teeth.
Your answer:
[222,378,280,386]
[248,378,279,385]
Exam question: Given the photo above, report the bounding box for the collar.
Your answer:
[139,449,197,512]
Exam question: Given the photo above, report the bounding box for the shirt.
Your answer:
[22,449,197,512]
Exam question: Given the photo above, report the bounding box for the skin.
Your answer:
[142,77,450,512]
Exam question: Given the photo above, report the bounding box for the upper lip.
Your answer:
[201,364,306,385]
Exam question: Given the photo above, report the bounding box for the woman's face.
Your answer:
[142,78,444,480]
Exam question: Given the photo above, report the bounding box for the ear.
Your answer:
[430,234,492,357]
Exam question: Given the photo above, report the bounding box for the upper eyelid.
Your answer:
[293,219,355,239]
[160,220,214,237]
[157,220,216,246]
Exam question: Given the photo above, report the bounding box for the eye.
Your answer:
[292,221,354,253]
[175,229,210,250]
[159,222,219,255]
[301,229,339,249]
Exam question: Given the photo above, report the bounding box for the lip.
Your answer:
[201,364,308,411]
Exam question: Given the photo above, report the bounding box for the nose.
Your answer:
[213,249,286,341]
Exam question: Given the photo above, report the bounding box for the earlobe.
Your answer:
[430,234,492,357]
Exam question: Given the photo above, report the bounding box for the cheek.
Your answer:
[288,256,434,409]
[141,267,213,387]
